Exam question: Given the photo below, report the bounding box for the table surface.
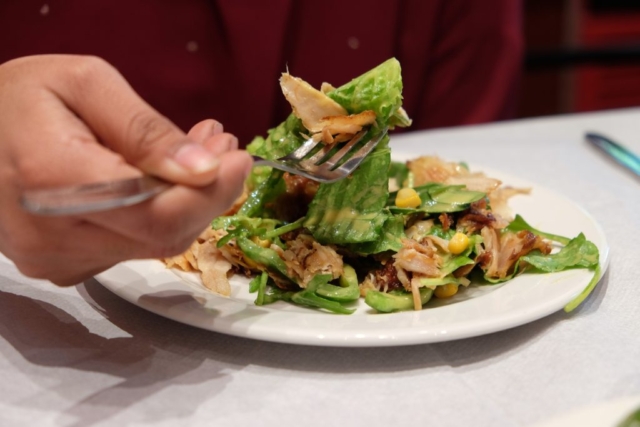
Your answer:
[1,108,639,427]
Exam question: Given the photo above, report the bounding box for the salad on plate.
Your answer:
[165,58,600,315]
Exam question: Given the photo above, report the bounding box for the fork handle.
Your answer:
[21,175,171,216]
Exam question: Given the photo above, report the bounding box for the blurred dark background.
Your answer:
[519,0,640,118]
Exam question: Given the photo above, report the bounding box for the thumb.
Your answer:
[49,55,231,186]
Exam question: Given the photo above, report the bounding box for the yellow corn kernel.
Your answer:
[395,188,421,208]
[448,232,469,255]
[251,235,271,248]
[434,283,459,298]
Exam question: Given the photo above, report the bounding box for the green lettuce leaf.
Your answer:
[520,233,599,272]
[347,214,405,254]
[506,214,571,245]
[326,58,407,128]
[564,266,602,313]
[247,114,305,160]
[388,161,409,188]
[303,143,391,244]
[439,235,482,276]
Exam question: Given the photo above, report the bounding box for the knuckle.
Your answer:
[124,111,177,163]
[68,56,113,87]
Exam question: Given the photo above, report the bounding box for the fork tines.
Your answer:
[300,129,367,169]
[253,127,387,183]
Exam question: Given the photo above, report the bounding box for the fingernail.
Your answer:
[173,142,220,173]
[212,121,224,135]
[230,136,239,151]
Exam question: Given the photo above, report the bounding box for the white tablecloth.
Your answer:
[1,109,639,427]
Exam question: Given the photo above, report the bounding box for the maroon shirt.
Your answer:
[0,0,522,146]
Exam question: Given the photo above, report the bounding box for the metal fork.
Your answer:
[21,127,387,216]
[254,126,387,182]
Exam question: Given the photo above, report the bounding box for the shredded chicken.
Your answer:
[445,173,501,194]
[359,273,378,297]
[164,241,199,272]
[320,82,336,94]
[478,228,552,280]
[280,234,343,287]
[280,72,375,144]
[163,228,233,296]
[195,242,233,296]
[439,213,453,231]
[405,219,434,241]
[457,199,510,234]
[408,156,502,195]
[163,227,218,271]
[393,238,442,281]
[210,230,256,273]
[408,156,470,186]
[311,114,374,144]
[410,277,422,310]
[316,110,376,136]
[359,261,404,295]
[280,73,347,133]
[424,235,450,252]
[395,267,411,290]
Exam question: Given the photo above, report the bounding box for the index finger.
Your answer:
[41,55,234,187]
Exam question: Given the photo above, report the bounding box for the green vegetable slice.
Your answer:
[236,236,290,280]
[365,288,433,313]
[316,265,360,302]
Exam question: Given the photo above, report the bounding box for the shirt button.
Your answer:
[186,41,199,52]
[347,37,360,50]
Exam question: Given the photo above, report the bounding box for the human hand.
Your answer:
[0,55,253,285]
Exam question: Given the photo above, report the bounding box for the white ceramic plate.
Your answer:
[95,160,610,347]
[530,395,640,427]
